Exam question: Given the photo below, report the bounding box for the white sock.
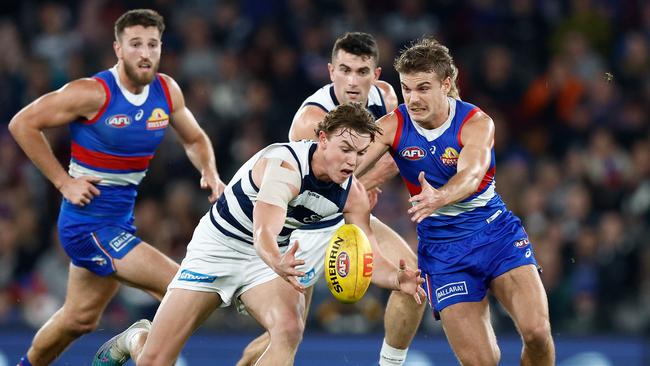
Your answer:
[379,338,409,366]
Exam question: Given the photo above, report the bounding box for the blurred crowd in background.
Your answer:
[0,0,649,338]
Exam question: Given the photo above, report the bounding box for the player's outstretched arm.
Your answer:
[251,157,305,292]
[8,78,105,205]
[354,111,397,183]
[161,73,225,202]
[408,111,494,222]
[343,178,425,303]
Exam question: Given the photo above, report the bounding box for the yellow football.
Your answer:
[324,224,373,304]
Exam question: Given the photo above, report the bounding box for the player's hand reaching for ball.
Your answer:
[59,175,101,207]
[272,240,306,293]
[395,259,427,304]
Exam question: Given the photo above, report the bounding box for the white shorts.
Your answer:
[168,214,289,307]
[290,218,345,288]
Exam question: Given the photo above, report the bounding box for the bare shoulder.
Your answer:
[157,72,184,108]
[289,105,327,141]
[375,80,398,111]
[374,110,400,145]
[460,109,495,145]
[51,78,107,117]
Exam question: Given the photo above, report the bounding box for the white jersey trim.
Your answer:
[429,180,496,217]
[109,65,149,106]
[412,97,457,141]
[68,161,146,186]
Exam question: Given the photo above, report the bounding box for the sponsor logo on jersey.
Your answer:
[400,146,426,161]
[109,232,137,252]
[299,268,315,285]
[436,281,468,302]
[146,108,169,130]
[178,269,217,283]
[440,147,459,166]
[135,109,144,121]
[525,248,532,258]
[514,238,530,248]
[105,114,131,128]
[337,252,350,277]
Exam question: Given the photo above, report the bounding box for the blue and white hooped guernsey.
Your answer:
[295,82,387,128]
[390,98,507,242]
[61,66,172,218]
[291,83,387,229]
[209,141,353,250]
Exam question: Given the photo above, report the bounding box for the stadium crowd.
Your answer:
[1,0,649,336]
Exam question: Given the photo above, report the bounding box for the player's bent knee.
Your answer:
[269,317,304,347]
[520,320,552,350]
[61,313,100,336]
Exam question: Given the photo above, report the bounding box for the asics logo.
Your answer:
[135,109,144,121]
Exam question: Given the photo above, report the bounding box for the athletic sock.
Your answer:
[18,356,33,366]
[379,338,408,366]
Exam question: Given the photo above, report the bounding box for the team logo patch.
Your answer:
[109,232,136,252]
[337,252,350,277]
[400,146,426,161]
[178,269,217,283]
[146,108,169,130]
[105,114,131,128]
[299,268,315,285]
[436,281,468,302]
[440,147,459,166]
[514,238,530,248]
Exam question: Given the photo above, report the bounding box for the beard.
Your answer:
[123,59,159,86]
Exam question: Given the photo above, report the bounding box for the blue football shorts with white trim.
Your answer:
[58,211,142,276]
[418,210,538,315]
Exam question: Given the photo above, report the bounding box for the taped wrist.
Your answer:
[257,158,301,208]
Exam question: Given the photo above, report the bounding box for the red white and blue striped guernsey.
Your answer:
[389,97,506,242]
[61,66,172,218]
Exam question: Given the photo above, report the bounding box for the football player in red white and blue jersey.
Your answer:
[9,9,224,366]
[357,38,555,366]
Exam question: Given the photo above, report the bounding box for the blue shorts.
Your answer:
[418,211,538,315]
[57,211,142,276]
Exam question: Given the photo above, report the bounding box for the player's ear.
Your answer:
[318,130,329,146]
[113,40,121,59]
[328,63,335,82]
[374,66,382,81]
[441,76,452,94]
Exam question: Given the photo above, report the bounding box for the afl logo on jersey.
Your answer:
[146,108,169,130]
[441,147,459,166]
[400,146,426,161]
[105,114,131,128]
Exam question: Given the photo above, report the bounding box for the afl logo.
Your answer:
[105,115,131,128]
[337,252,350,277]
[400,146,426,161]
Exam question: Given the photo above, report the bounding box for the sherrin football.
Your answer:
[324,224,373,304]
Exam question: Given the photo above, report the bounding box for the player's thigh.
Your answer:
[490,264,551,335]
[370,216,416,267]
[240,277,307,336]
[143,288,222,358]
[440,297,498,364]
[62,263,120,324]
[113,241,179,299]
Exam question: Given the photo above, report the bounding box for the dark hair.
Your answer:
[316,103,382,142]
[394,37,460,98]
[331,32,379,66]
[114,9,165,41]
